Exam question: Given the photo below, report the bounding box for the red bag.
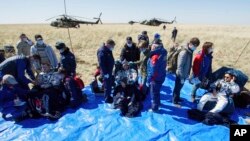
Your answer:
[74,75,85,89]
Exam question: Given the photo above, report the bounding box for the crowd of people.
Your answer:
[0,34,84,121]
[0,27,249,125]
[95,29,248,124]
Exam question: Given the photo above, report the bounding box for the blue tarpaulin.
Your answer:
[0,73,249,141]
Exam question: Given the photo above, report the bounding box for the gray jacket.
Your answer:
[176,45,193,79]
[30,43,58,68]
[16,40,33,56]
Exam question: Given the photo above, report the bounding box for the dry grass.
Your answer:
[0,24,250,89]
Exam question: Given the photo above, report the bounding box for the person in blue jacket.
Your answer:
[0,75,29,121]
[97,39,115,103]
[0,55,40,89]
[146,39,167,112]
[55,42,84,108]
[55,41,76,77]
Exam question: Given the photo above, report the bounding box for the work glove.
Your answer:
[104,74,109,79]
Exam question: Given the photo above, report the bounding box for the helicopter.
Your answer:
[129,17,176,26]
[47,13,103,28]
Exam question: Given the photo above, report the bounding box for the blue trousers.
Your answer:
[103,77,113,99]
[150,81,163,110]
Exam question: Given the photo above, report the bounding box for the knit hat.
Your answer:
[154,33,160,39]
[55,41,66,50]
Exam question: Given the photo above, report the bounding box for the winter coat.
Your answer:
[192,50,213,80]
[147,46,167,83]
[59,48,76,76]
[134,49,150,77]
[97,45,114,76]
[120,43,140,62]
[176,44,193,80]
[30,43,58,68]
[0,55,35,85]
[16,40,33,56]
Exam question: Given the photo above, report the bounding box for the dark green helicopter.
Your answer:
[47,13,102,28]
[129,17,176,26]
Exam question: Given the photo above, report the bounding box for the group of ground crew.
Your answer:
[0,29,248,125]
[0,33,84,121]
[96,30,248,125]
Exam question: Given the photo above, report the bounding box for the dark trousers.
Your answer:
[173,76,184,103]
[103,77,113,99]
[141,75,148,96]
[150,81,163,110]
[64,77,82,108]
[191,83,201,98]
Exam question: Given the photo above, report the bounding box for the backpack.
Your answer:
[167,46,185,73]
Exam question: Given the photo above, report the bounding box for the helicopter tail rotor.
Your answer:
[173,16,177,23]
[93,12,103,24]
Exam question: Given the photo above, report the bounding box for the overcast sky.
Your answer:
[0,0,249,25]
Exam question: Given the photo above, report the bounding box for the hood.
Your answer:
[60,47,70,55]
[150,46,167,57]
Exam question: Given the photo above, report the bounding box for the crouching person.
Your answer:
[113,60,142,117]
[0,75,29,121]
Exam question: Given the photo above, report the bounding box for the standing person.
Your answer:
[55,41,76,77]
[55,42,83,108]
[30,34,58,70]
[133,40,151,97]
[163,25,166,30]
[0,55,40,89]
[172,37,200,107]
[191,42,214,102]
[138,31,149,47]
[4,45,16,58]
[147,39,167,112]
[150,33,162,48]
[171,27,178,43]
[97,39,115,103]
[120,36,140,62]
[16,33,34,56]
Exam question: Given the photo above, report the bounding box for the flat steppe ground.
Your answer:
[0,24,250,89]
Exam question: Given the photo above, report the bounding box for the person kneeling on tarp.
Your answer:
[197,71,240,115]
[0,75,29,121]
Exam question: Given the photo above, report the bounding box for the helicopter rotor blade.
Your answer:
[64,0,67,15]
[45,15,65,21]
[70,15,93,20]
